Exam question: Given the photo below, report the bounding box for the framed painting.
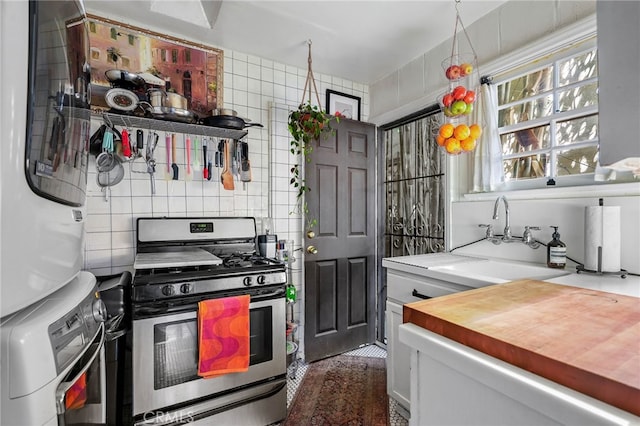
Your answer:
[86,15,223,115]
[326,89,361,120]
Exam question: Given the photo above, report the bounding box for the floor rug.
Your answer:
[284,355,389,426]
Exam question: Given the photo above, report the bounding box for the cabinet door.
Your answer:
[597,1,640,165]
[386,300,411,412]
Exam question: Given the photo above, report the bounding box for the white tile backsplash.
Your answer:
[84,48,369,279]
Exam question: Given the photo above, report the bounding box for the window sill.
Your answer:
[462,181,640,202]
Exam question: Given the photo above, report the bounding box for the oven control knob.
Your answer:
[243,277,253,287]
[257,275,266,285]
[162,285,175,296]
[180,283,192,294]
[92,299,107,323]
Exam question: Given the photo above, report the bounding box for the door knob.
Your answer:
[306,245,318,254]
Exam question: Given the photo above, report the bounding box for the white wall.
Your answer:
[369,0,640,275]
[369,1,596,125]
[450,190,640,274]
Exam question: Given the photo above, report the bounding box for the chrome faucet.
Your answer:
[493,195,512,241]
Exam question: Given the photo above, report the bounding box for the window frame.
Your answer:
[491,37,599,191]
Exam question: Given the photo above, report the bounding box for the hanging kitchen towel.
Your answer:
[197,295,250,378]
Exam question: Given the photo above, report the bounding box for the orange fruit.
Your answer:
[439,123,454,139]
[436,135,446,146]
[444,137,461,154]
[460,137,477,152]
[469,124,482,139]
[453,124,470,140]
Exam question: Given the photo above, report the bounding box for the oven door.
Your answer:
[55,324,106,425]
[132,290,286,417]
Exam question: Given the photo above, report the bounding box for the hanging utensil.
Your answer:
[193,137,202,171]
[164,134,172,181]
[185,135,193,181]
[202,140,209,180]
[96,128,123,202]
[136,129,144,157]
[171,134,178,180]
[207,140,213,181]
[146,132,159,195]
[121,129,131,158]
[221,140,235,190]
[217,140,224,170]
[240,141,252,184]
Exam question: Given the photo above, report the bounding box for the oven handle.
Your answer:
[190,380,286,424]
[135,379,287,425]
[134,286,286,318]
[55,323,105,415]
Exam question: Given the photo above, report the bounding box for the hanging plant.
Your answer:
[288,41,338,230]
[289,101,331,188]
[288,103,337,226]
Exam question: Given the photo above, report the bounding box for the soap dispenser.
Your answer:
[547,226,567,269]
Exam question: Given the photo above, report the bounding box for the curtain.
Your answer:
[473,83,504,192]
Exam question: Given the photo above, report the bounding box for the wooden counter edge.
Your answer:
[403,303,640,417]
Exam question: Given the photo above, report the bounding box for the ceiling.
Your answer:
[83,0,508,85]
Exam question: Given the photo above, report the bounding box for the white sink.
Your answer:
[428,258,571,287]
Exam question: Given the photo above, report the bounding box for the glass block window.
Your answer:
[495,39,598,185]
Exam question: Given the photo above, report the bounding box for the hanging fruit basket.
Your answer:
[437,2,482,156]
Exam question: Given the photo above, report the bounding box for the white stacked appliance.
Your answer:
[0,0,106,424]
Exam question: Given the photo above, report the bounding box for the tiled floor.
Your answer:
[285,344,409,426]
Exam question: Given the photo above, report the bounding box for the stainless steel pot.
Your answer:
[147,89,166,108]
[211,108,238,117]
[165,92,188,110]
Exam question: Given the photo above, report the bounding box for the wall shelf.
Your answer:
[95,112,248,140]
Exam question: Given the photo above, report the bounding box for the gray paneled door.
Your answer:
[304,118,376,362]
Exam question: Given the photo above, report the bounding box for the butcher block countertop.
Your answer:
[403,279,640,416]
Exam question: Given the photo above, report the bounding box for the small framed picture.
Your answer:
[326,89,361,121]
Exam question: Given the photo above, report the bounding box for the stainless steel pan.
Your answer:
[105,69,145,88]
[202,114,263,130]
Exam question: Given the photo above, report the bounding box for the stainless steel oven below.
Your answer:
[132,293,286,419]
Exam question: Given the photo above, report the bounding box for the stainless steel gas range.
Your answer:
[130,217,287,426]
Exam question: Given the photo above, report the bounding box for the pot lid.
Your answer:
[138,72,165,86]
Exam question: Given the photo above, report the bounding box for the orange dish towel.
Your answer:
[197,295,250,378]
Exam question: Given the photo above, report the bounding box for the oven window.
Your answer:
[153,306,274,390]
[250,306,273,365]
[154,319,199,390]
[59,344,104,424]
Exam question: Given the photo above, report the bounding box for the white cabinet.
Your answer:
[384,268,469,417]
[385,300,410,411]
[400,323,640,426]
[597,1,640,165]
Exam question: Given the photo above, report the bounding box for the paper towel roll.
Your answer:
[584,206,621,272]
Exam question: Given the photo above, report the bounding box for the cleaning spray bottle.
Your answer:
[547,226,567,269]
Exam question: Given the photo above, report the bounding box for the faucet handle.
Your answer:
[478,224,494,238]
[522,226,541,248]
